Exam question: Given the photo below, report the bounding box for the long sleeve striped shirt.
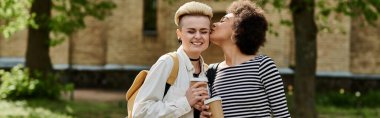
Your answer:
[210,55,291,118]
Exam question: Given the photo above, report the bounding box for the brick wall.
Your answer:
[0,30,27,57]
[316,13,351,72]
[350,17,380,74]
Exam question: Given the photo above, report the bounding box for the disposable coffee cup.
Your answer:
[190,76,208,89]
[204,97,224,118]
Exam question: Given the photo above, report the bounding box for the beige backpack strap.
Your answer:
[166,52,179,85]
[126,70,148,100]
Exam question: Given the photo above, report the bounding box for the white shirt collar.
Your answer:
[176,46,206,73]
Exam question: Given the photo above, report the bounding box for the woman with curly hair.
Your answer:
[202,0,291,117]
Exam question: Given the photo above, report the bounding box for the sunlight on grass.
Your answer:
[0,100,72,118]
[0,99,126,118]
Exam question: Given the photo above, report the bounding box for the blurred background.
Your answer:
[0,0,379,117]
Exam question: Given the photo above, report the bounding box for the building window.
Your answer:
[143,0,157,36]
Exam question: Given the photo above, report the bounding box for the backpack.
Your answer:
[126,52,179,118]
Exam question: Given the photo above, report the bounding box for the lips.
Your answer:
[191,41,203,46]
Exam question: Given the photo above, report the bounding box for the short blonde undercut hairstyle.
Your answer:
[174,1,213,26]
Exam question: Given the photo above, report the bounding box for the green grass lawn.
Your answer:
[0,99,380,118]
[0,99,127,118]
[318,106,380,118]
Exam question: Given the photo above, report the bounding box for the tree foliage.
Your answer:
[0,0,35,39]
[50,0,116,46]
[0,0,116,46]
[260,0,380,27]
[0,0,116,99]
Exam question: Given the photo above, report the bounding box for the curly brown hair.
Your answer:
[227,0,268,55]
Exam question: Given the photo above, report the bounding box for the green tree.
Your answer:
[260,0,380,117]
[1,0,115,73]
[27,0,116,73]
[0,0,115,99]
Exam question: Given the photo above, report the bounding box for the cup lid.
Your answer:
[190,76,208,82]
[204,96,222,104]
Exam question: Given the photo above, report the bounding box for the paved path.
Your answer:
[64,89,126,102]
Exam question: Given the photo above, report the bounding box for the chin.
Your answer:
[210,35,220,41]
[210,38,219,43]
[209,39,221,46]
[190,48,206,54]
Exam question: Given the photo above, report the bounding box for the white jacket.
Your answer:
[132,46,208,118]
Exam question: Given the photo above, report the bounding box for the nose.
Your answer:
[195,32,201,39]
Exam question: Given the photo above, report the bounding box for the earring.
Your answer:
[178,38,182,44]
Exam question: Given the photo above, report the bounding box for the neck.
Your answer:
[189,57,200,61]
[184,50,201,73]
[184,50,201,59]
[221,43,254,66]
[191,60,201,74]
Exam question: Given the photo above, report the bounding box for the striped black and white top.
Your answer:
[210,55,291,118]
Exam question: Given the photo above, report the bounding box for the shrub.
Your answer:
[0,65,73,100]
[317,92,357,107]
[358,91,380,108]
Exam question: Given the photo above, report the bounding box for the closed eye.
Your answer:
[201,31,209,34]
[187,31,195,34]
